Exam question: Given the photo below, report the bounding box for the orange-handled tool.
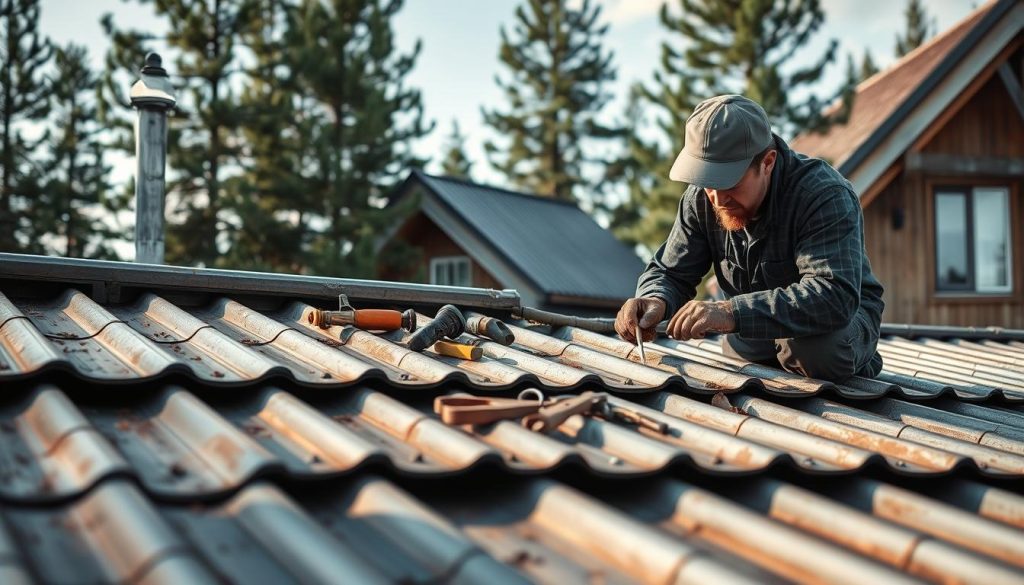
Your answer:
[308,294,417,332]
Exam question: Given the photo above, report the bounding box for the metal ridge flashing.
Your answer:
[0,253,521,310]
[882,323,1024,341]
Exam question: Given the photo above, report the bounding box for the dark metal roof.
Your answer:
[412,171,644,302]
[1,255,1023,583]
[6,287,1024,401]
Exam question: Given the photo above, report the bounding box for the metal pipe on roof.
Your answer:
[514,306,616,332]
[130,53,177,265]
[0,253,522,310]
[881,323,1024,342]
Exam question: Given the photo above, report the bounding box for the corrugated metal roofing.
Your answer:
[5,289,1024,401]
[1,258,1023,583]
[415,171,644,301]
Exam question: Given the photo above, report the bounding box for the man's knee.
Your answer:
[777,331,857,382]
[721,334,778,363]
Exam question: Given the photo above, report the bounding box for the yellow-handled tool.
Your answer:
[432,340,483,361]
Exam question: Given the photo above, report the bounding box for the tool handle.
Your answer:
[434,396,540,425]
[352,309,403,331]
[433,340,483,361]
[522,392,603,433]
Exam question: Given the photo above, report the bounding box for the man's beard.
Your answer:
[714,205,750,231]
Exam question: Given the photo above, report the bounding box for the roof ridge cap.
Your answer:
[420,172,584,208]
[856,0,996,94]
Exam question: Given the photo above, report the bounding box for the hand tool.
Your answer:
[432,340,483,361]
[599,402,668,434]
[521,391,608,433]
[433,390,668,434]
[635,323,647,363]
[308,294,416,332]
[466,314,515,345]
[434,395,544,425]
[407,304,466,352]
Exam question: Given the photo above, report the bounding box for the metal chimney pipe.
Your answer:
[130,52,176,264]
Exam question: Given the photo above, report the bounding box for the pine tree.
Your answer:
[860,50,880,82]
[440,121,472,179]
[0,0,51,252]
[101,0,252,267]
[32,44,119,259]
[611,0,843,252]
[287,0,432,278]
[608,87,678,252]
[223,0,311,272]
[482,0,619,202]
[658,0,841,134]
[895,0,933,58]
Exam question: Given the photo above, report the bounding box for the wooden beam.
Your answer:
[859,161,902,209]
[997,61,1024,124]
[905,152,1024,176]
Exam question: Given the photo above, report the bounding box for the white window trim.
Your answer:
[972,186,1013,294]
[429,256,472,287]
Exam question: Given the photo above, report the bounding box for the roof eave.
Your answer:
[838,0,1019,181]
[0,253,522,311]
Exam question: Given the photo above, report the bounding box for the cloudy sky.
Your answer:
[39,0,982,186]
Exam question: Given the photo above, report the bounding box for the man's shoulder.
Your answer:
[782,149,858,212]
[786,148,855,197]
[680,183,709,212]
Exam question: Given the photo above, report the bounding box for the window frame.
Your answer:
[933,186,975,292]
[429,255,473,287]
[928,179,1019,301]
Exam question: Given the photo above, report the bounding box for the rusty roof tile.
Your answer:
[4,289,1024,401]
[2,258,1024,583]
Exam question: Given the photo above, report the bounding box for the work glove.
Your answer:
[615,297,666,343]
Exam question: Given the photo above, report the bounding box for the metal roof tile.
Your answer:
[2,480,218,584]
[2,258,1024,583]
[5,289,1024,400]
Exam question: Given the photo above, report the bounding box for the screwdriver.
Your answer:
[308,294,416,332]
[635,323,646,363]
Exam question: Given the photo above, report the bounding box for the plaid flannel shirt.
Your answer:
[636,135,885,340]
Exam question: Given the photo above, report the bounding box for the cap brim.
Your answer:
[668,148,751,189]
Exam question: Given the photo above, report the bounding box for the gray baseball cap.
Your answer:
[669,95,773,189]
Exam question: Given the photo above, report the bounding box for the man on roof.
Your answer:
[615,95,885,382]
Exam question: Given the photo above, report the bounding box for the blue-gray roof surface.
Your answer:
[416,171,644,301]
[1,255,1024,584]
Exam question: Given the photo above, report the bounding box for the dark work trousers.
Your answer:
[720,308,884,382]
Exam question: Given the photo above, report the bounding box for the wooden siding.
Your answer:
[863,68,1024,327]
[379,211,504,290]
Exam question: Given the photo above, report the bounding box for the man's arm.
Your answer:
[731,186,864,339]
[635,187,712,317]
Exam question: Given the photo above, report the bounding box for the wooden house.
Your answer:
[791,0,1024,327]
[378,170,644,314]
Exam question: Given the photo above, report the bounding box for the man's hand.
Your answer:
[667,300,736,340]
[615,297,666,343]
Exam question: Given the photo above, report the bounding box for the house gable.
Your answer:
[379,208,506,292]
[850,7,1022,199]
[919,63,1024,160]
[861,53,1024,327]
[379,171,643,311]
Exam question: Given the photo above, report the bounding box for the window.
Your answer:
[430,256,472,287]
[934,186,1013,294]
